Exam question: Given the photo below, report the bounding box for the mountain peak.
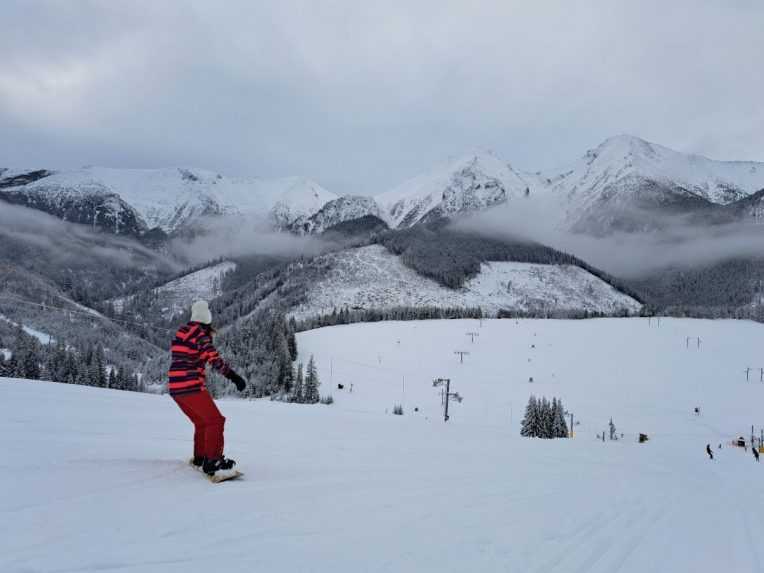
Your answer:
[586,134,660,163]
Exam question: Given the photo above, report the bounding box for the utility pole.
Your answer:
[466,332,479,343]
[454,350,470,364]
[433,378,462,422]
[746,367,752,382]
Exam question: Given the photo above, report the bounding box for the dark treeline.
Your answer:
[376,225,643,303]
[0,323,143,391]
[293,305,485,332]
[631,257,764,322]
[496,307,633,319]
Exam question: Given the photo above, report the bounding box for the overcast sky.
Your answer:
[1,1,763,195]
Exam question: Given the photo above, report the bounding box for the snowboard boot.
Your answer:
[191,456,205,468]
[218,456,237,471]
[202,456,237,476]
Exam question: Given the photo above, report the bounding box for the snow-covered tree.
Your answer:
[521,395,569,439]
[292,362,304,403]
[552,398,569,438]
[521,395,539,437]
[304,355,320,404]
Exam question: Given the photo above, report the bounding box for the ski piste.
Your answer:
[189,459,243,483]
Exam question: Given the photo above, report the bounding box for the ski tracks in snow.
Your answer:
[530,494,673,573]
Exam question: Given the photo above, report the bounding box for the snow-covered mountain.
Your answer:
[368,137,764,235]
[542,135,764,233]
[288,244,640,320]
[5,136,763,241]
[291,195,385,235]
[375,151,530,229]
[0,167,338,237]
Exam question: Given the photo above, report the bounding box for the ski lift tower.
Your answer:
[433,378,463,422]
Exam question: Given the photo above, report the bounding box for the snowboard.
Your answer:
[188,459,244,483]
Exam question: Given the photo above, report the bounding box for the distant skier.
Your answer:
[706,444,714,460]
[754,447,760,462]
[169,300,247,477]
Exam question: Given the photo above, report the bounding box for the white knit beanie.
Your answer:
[190,300,212,325]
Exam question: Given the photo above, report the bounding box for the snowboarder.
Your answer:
[169,300,247,477]
[706,444,714,460]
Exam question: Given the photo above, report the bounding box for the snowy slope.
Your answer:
[0,313,54,344]
[288,244,640,320]
[0,167,338,234]
[5,317,764,572]
[376,151,530,228]
[114,261,236,318]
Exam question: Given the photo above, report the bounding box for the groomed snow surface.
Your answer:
[288,245,641,320]
[4,317,764,572]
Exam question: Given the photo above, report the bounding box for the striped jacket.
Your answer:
[168,322,231,396]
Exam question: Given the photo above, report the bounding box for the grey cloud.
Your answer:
[168,215,329,264]
[1,1,763,194]
[0,202,179,270]
[453,202,764,278]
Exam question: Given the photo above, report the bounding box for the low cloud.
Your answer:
[453,200,764,277]
[0,202,178,271]
[168,215,330,264]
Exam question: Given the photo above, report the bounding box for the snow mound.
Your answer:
[288,245,640,320]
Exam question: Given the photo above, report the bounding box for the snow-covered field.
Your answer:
[4,317,764,572]
[289,245,641,320]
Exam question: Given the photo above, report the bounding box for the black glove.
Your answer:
[226,370,246,392]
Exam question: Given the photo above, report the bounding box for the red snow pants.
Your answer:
[173,389,225,460]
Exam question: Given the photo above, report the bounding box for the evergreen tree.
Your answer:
[521,395,569,439]
[293,362,305,403]
[540,397,553,438]
[304,355,320,404]
[552,398,569,438]
[520,395,538,437]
